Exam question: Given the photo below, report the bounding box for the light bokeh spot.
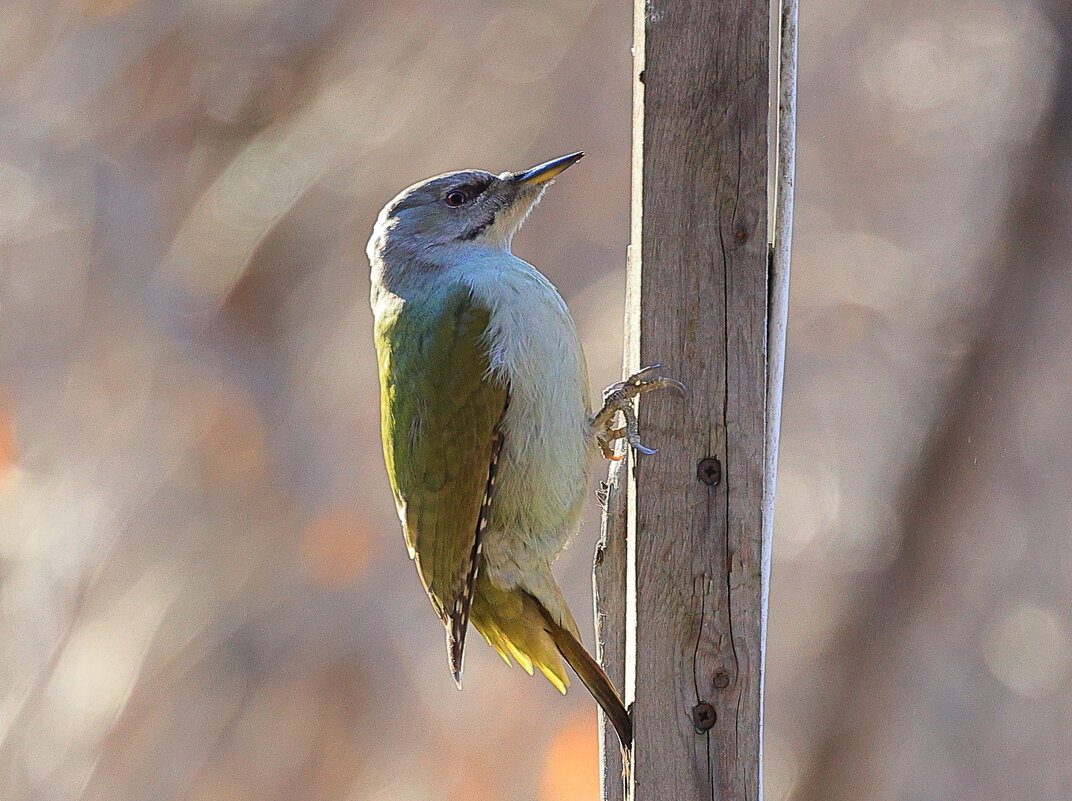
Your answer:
[984,603,1072,698]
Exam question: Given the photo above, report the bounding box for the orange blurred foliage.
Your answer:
[197,386,270,490]
[0,394,15,487]
[538,708,600,801]
[301,507,375,587]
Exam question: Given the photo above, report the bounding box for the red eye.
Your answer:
[445,190,468,207]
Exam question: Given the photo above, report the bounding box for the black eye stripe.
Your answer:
[456,194,510,240]
[449,178,493,199]
[458,214,494,240]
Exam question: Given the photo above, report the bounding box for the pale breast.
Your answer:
[462,254,594,586]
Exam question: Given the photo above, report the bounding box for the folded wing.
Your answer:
[375,283,508,680]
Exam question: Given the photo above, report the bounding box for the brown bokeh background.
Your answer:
[0,1,1069,800]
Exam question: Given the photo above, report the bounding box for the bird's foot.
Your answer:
[591,365,686,459]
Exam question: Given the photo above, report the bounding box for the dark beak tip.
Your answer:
[514,150,587,186]
[561,150,585,167]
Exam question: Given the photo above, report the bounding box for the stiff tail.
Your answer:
[469,572,632,749]
[536,603,633,749]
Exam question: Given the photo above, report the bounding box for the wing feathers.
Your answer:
[449,405,507,684]
[375,284,508,682]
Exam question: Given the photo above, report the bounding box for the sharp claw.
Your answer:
[592,365,683,457]
[619,368,687,395]
[665,378,687,397]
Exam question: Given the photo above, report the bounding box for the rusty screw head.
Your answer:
[697,457,721,486]
[691,702,717,732]
[713,670,731,689]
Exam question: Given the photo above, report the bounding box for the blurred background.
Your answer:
[0,0,1069,799]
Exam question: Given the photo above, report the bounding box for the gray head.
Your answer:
[368,152,584,264]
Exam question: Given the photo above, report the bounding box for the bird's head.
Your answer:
[368,152,583,263]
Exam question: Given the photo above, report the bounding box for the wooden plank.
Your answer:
[621,0,776,796]
[597,0,794,797]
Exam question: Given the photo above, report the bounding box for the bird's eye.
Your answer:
[445,190,469,207]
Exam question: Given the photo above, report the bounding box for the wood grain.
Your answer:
[594,456,628,801]
[608,0,780,796]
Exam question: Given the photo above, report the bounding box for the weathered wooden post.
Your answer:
[595,0,797,797]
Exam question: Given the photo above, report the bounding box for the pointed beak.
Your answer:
[511,151,585,187]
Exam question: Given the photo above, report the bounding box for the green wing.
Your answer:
[374,282,508,678]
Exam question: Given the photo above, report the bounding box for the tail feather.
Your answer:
[535,602,633,749]
[469,571,632,749]
[470,572,570,692]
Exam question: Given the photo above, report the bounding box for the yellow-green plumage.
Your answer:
[369,154,632,748]
[471,570,572,692]
[375,281,576,693]
[375,283,505,621]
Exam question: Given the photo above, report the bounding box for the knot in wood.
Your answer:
[691,702,717,732]
[696,457,721,486]
[713,670,731,689]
